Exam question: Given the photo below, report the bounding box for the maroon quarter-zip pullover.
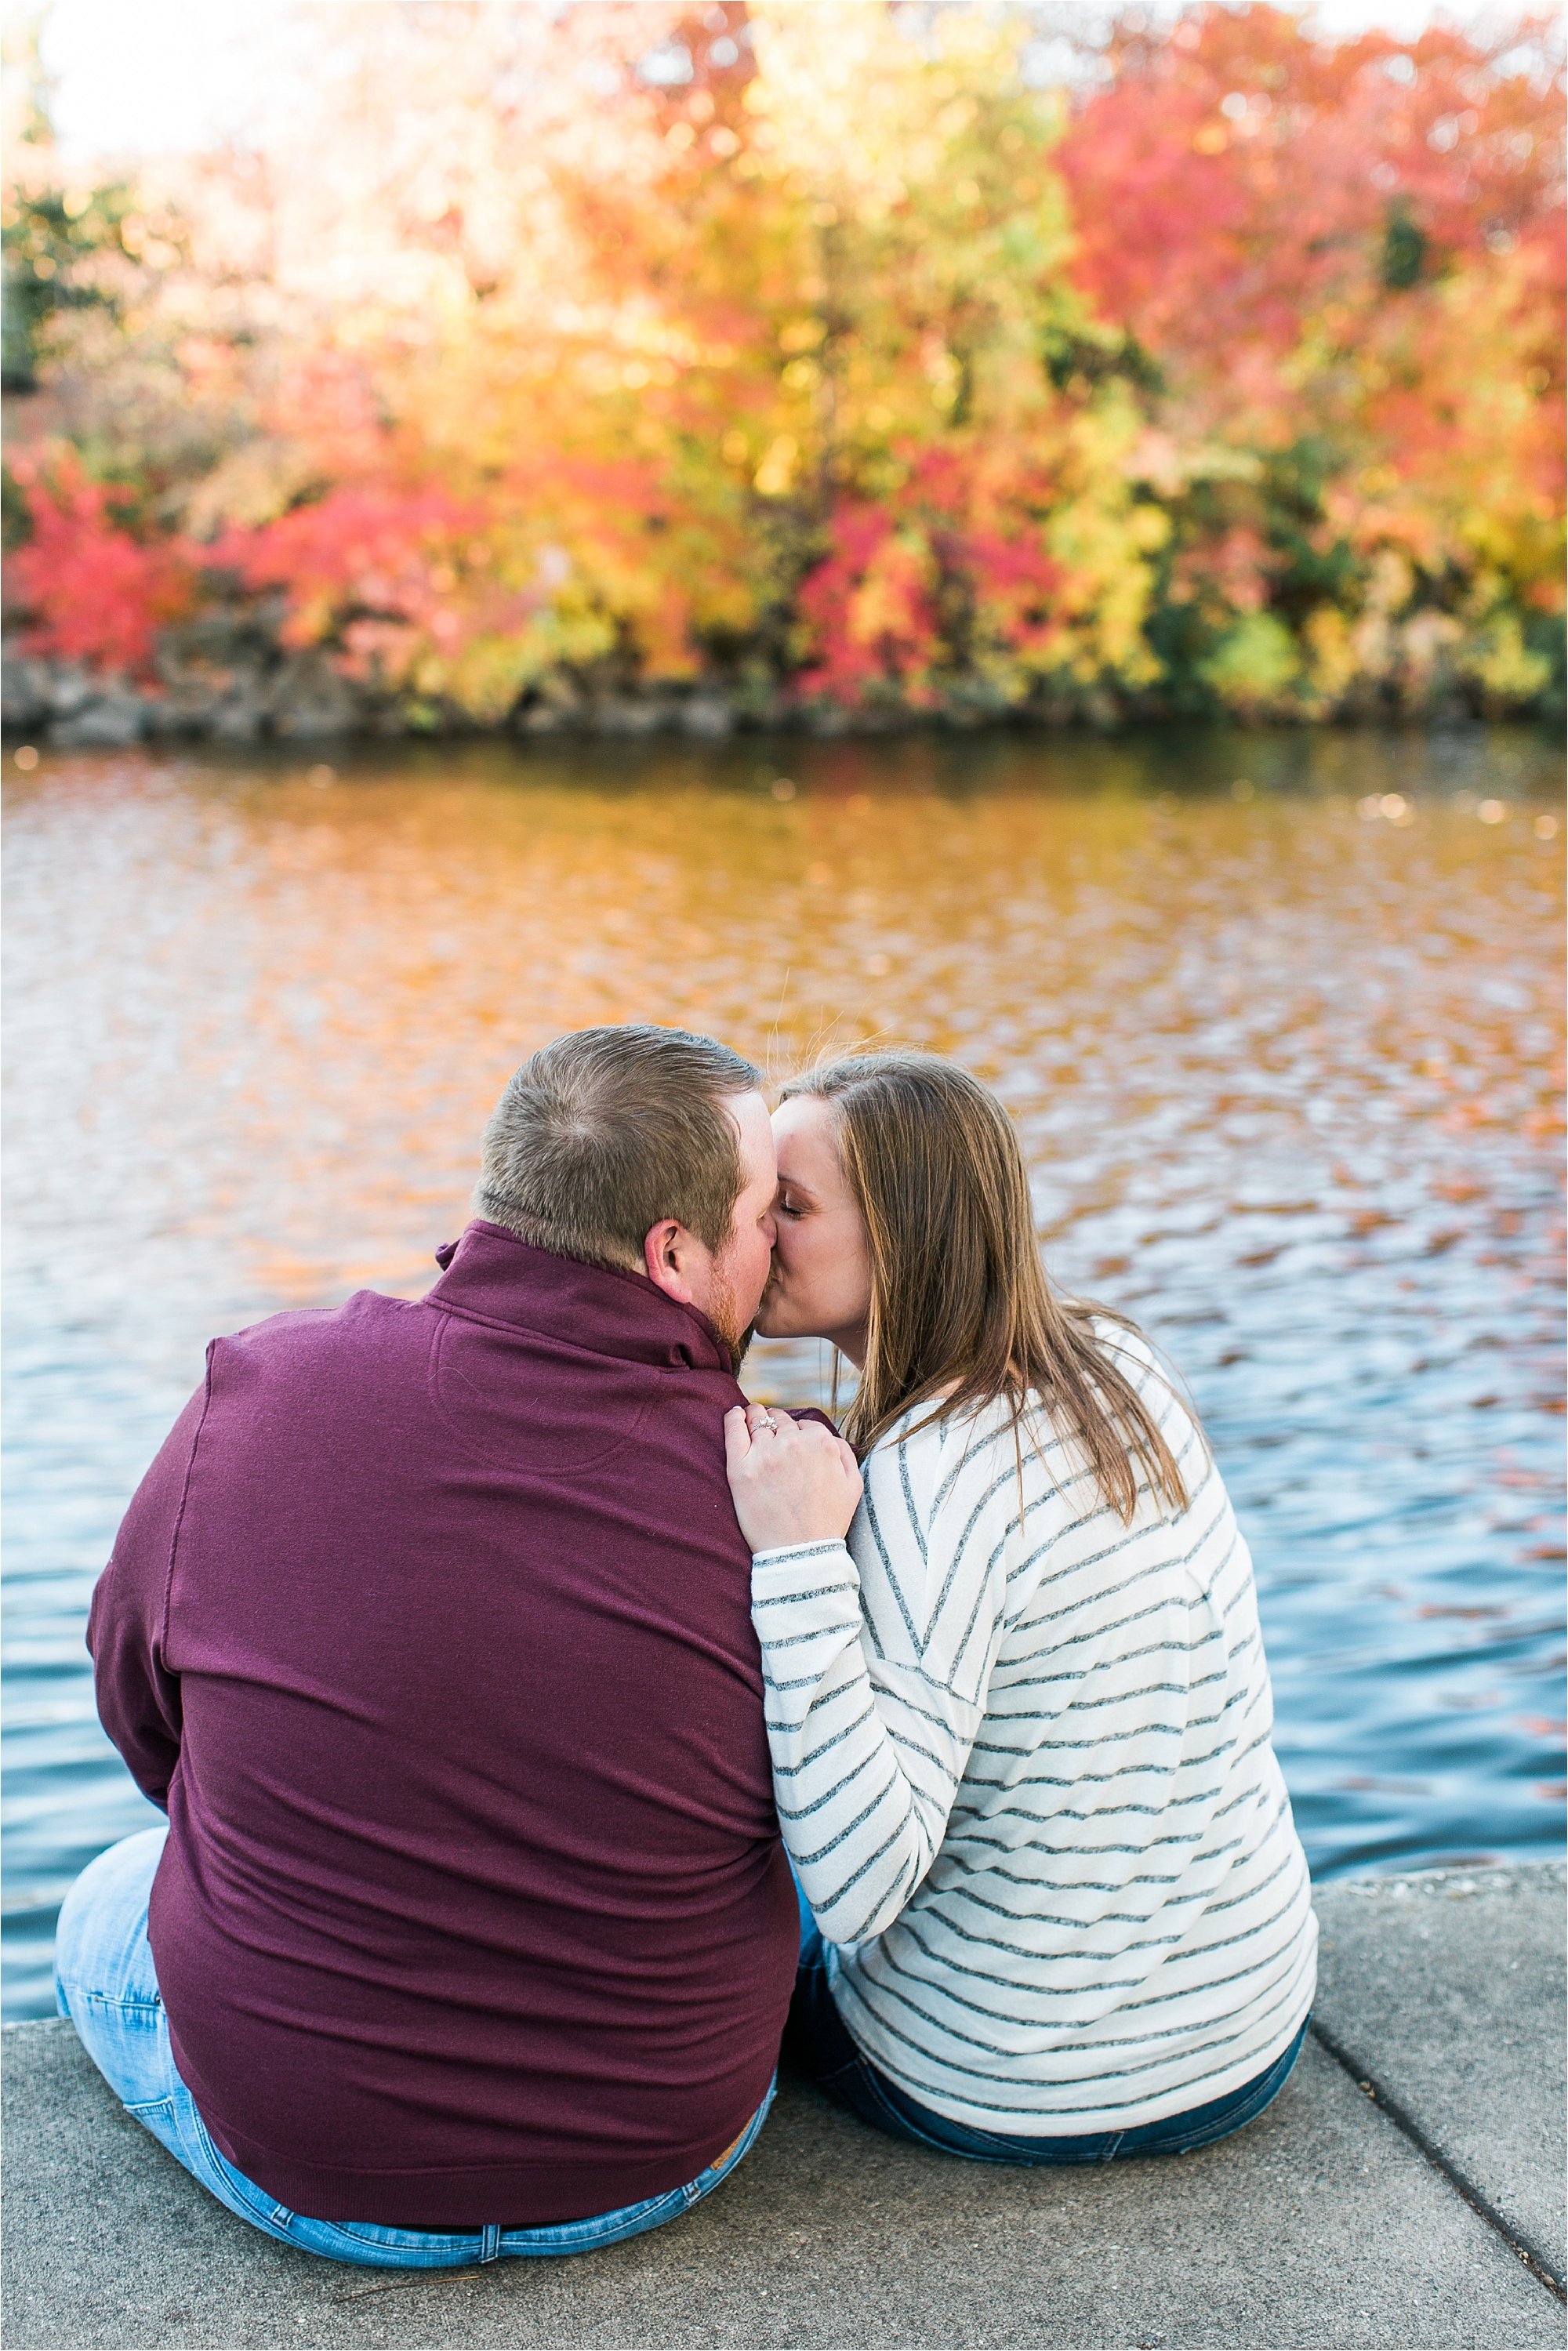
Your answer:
[87,1221,798,2227]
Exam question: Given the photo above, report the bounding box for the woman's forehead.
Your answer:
[774,1094,842,1181]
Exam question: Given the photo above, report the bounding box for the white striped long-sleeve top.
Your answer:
[751,1328,1316,2133]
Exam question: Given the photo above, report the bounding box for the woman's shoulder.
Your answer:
[863,1324,1189,1464]
[865,1391,1070,1527]
[866,1389,1018,1466]
[1083,1315,1200,1436]
[1086,1314,1160,1379]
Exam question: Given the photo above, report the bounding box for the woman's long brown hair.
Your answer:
[782,1053,1194,1522]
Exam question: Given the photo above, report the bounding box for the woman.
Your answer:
[724,1052,1315,2165]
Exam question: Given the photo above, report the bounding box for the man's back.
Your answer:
[89,1220,797,2229]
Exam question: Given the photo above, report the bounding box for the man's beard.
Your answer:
[704,1263,758,1373]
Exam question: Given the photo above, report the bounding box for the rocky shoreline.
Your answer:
[0,602,952,747]
[1,607,1511,752]
[3,624,759,748]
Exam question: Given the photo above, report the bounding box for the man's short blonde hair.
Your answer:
[476,1025,761,1274]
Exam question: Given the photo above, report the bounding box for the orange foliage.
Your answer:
[3,2,1562,721]
[1058,8,1562,399]
[797,447,1068,706]
[215,487,492,653]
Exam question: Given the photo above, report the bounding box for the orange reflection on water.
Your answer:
[1,724,1563,1998]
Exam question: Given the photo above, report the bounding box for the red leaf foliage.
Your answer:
[213,485,492,648]
[797,448,1065,704]
[1058,5,1563,393]
[9,456,197,675]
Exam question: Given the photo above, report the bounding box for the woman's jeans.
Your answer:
[54,1827,774,2269]
[786,1876,1308,2165]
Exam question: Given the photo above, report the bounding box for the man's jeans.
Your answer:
[55,1827,774,2269]
[786,1874,1308,2164]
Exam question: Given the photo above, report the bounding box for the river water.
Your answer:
[3,725,1563,2019]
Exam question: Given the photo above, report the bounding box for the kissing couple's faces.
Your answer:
[665,1090,873,1370]
[644,1090,778,1358]
[753,1097,873,1369]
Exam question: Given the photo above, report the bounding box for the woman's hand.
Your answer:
[724,1404,864,1555]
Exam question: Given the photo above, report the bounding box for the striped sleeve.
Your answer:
[750,1522,992,1947]
[750,1413,1022,1946]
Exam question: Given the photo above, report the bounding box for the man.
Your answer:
[60,1025,798,2270]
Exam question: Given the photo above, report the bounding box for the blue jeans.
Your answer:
[55,1827,775,2269]
[786,1873,1307,2164]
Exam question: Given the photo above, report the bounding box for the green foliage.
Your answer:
[1,2,1561,722]
[1381,204,1428,292]
[1,179,154,392]
[1040,324,1163,398]
[1199,612,1299,710]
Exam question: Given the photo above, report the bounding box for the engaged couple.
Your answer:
[63,1024,1316,2269]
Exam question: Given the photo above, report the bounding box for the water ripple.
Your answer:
[4,725,1562,2016]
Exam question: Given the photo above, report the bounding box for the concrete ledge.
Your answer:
[1312,1861,1566,2288]
[4,1866,1563,2349]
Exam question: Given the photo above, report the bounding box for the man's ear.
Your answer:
[644,1217,695,1303]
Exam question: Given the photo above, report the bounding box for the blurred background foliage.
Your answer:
[2,0,1563,726]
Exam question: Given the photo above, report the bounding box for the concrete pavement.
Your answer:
[1311,1862,1565,2289]
[4,1865,1563,2349]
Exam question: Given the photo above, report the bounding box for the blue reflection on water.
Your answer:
[4,726,1563,2018]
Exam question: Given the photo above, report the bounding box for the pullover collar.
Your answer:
[428,1219,737,1377]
